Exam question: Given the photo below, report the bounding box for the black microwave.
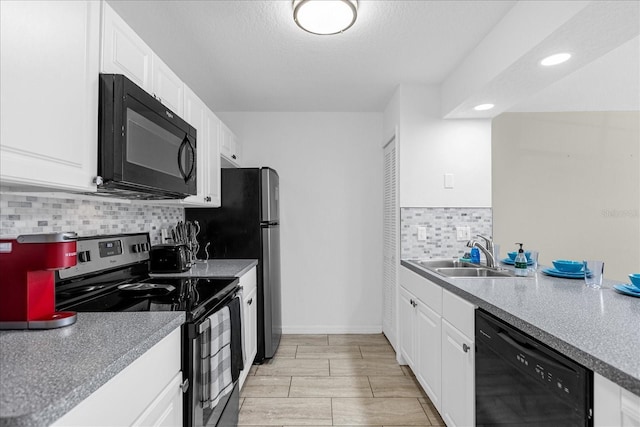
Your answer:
[97,73,197,199]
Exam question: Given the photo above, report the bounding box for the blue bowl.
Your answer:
[629,273,640,289]
[552,260,583,273]
[507,251,532,261]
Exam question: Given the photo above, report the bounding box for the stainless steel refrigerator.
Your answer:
[186,167,281,362]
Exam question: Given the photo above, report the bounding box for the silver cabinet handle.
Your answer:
[462,343,470,353]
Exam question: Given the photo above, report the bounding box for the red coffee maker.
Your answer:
[0,232,78,329]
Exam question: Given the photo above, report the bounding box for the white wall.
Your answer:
[492,112,640,281]
[219,112,384,333]
[386,85,492,208]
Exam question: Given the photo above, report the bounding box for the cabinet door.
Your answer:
[415,299,442,411]
[101,2,152,91]
[132,371,183,427]
[621,388,640,426]
[239,267,258,389]
[204,109,222,206]
[52,328,181,426]
[441,319,474,427]
[398,286,416,369]
[151,54,184,115]
[219,122,241,167]
[1,0,99,192]
[243,287,258,367]
[182,86,209,206]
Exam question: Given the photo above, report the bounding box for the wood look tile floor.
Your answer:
[239,334,445,426]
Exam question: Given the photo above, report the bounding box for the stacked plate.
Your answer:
[542,268,590,279]
[542,260,590,279]
[613,284,640,298]
[501,258,534,266]
[613,274,640,297]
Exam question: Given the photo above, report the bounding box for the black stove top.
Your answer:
[55,233,238,322]
[58,276,238,319]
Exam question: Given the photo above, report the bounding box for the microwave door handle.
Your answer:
[177,136,188,182]
[184,137,196,182]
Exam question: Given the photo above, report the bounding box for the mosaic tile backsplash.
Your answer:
[0,194,184,245]
[401,207,493,260]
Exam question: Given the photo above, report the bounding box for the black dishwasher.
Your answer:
[475,309,593,426]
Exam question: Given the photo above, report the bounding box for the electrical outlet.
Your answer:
[444,173,455,189]
[417,226,427,241]
[456,226,471,241]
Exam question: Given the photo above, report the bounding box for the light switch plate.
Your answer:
[417,226,427,241]
[456,226,470,241]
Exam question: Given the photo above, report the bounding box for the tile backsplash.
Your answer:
[401,207,493,260]
[0,194,184,244]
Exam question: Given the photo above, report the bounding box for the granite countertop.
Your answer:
[0,312,184,427]
[402,259,640,395]
[150,259,258,278]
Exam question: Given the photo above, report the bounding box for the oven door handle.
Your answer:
[199,317,211,407]
[496,330,577,374]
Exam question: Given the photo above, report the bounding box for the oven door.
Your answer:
[187,295,241,427]
[99,73,197,198]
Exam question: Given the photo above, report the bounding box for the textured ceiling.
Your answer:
[107,0,516,112]
[107,0,639,115]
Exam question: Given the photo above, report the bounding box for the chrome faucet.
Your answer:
[466,235,496,268]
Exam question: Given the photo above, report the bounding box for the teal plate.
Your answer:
[613,284,640,298]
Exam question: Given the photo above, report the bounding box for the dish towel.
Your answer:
[202,306,233,409]
[229,296,244,381]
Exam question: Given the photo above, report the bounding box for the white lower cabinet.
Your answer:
[239,266,258,389]
[399,266,476,427]
[415,298,442,410]
[132,371,183,427]
[399,286,417,369]
[440,318,475,427]
[594,373,640,427]
[52,327,183,427]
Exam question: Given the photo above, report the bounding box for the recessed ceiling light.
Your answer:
[474,104,495,111]
[293,0,358,35]
[540,53,572,66]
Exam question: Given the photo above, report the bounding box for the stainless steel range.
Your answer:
[55,233,242,427]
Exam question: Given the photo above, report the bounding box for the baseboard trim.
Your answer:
[282,325,383,334]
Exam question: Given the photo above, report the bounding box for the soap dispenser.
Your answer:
[514,243,528,277]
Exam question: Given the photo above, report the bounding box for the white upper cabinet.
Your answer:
[102,2,183,115]
[151,55,184,115]
[220,121,242,167]
[100,1,152,91]
[0,0,100,192]
[182,86,221,207]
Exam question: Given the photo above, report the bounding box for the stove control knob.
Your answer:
[78,251,91,263]
[132,244,140,253]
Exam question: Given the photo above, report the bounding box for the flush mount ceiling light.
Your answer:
[293,0,358,35]
[540,53,572,66]
[474,103,495,111]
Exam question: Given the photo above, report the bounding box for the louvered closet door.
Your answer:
[383,136,398,349]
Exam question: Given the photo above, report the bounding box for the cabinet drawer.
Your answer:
[442,290,475,340]
[400,266,442,314]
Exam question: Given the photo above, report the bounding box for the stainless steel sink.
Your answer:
[416,259,475,269]
[413,259,517,278]
[433,267,516,278]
